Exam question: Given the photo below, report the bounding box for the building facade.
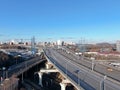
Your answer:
[116,41,120,52]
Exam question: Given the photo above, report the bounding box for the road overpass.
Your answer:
[8,56,46,77]
[56,47,120,82]
[43,47,120,90]
[0,54,46,90]
[1,46,120,90]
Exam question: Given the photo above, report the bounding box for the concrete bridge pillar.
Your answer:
[38,72,43,87]
[46,64,50,69]
[45,62,52,69]
[38,68,59,87]
[60,83,67,90]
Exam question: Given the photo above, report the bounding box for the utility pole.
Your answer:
[31,36,36,55]
[79,37,86,60]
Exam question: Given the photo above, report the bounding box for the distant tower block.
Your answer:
[57,40,62,45]
[57,40,62,48]
[116,41,120,52]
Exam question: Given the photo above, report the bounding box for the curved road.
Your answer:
[44,48,120,90]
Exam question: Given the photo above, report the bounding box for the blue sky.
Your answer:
[0,0,120,43]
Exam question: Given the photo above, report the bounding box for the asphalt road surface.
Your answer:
[44,48,120,90]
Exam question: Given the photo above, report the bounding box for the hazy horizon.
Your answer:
[0,0,120,42]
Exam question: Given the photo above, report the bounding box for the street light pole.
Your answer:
[77,71,80,88]
[65,60,70,78]
[15,56,18,65]
[75,70,80,87]
[22,73,23,83]
[100,75,107,90]
[92,58,95,71]
[5,70,8,79]
[2,67,6,79]
[66,62,67,78]
[77,72,79,87]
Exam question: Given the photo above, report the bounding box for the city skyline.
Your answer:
[0,0,120,43]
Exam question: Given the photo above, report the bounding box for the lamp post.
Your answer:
[5,70,8,79]
[100,75,107,90]
[17,55,21,64]
[2,67,6,79]
[65,62,67,78]
[75,70,80,87]
[91,58,95,71]
[65,60,71,78]
[15,55,18,65]
[77,70,80,87]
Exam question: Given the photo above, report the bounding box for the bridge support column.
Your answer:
[38,68,59,87]
[60,83,67,90]
[46,64,50,69]
[45,62,53,69]
[38,72,43,87]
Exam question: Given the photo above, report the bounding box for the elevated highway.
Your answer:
[0,54,46,90]
[43,48,120,90]
[56,48,120,82]
[1,46,120,90]
[8,56,46,77]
